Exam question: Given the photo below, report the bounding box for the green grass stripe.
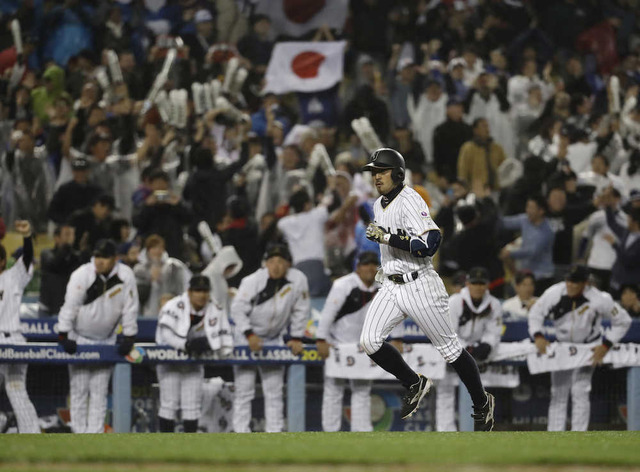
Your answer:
[0,432,639,466]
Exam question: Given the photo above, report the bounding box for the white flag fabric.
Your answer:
[263,41,346,94]
[255,0,348,38]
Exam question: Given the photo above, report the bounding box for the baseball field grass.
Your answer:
[1,431,639,472]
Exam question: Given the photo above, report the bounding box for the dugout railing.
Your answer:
[2,315,640,432]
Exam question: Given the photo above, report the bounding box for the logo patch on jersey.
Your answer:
[108,287,122,298]
[421,211,429,217]
[209,317,218,327]
[279,286,292,297]
[577,305,589,315]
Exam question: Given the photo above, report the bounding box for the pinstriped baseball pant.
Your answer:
[157,364,204,421]
[0,333,39,434]
[68,364,113,433]
[232,365,284,433]
[548,367,594,431]
[360,269,463,363]
[322,375,373,432]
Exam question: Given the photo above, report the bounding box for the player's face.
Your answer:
[189,289,209,311]
[565,280,587,298]
[467,282,488,300]
[94,256,116,275]
[356,263,378,287]
[372,168,394,195]
[516,277,535,300]
[266,256,290,279]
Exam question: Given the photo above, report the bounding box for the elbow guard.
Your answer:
[410,231,441,258]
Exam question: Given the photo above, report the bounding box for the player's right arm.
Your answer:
[528,287,554,353]
[58,267,86,334]
[157,299,187,351]
[316,278,347,358]
[367,195,441,257]
[230,275,256,339]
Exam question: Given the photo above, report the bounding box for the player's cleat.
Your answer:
[472,392,495,431]
[401,374,432,419]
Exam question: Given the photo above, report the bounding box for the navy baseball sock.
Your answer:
[183,419,198,433]
[451,349,488,407]
[368,342,420,388]
[158,417,175,433]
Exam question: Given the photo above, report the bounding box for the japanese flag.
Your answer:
[263,41,346,94]
[255,0,348,38]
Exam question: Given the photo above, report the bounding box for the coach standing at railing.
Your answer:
[58,239,139,434]
[0,221,40,433]
[230,244,310,433]
[529,265,632,431]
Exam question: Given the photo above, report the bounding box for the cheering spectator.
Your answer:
[407,79,447,166]
[602,190,640,295]
[457,118,506,192]
[68,194,115,256]
[39,224,82,316]
[48,157,102,225]
[620,285,640,318]
[433,99,473,183]
[134,235,190,317]
[502,271,537,320]
[500,195,555,294]
[133,170,193,261]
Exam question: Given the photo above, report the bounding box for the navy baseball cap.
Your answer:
[566,265,590,283]
[468,267,490,284]
[265,244,292,263]
[189,275,211,291]
[357,251,379,266]
[93,239,117,258]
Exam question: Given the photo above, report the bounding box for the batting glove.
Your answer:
[58,332,77,354]
[185,337,211,356]
[117,336,136,356]
[366,224,389,244]
[466,342,492,362]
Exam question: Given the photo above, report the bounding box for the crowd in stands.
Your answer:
[0,0,639,319]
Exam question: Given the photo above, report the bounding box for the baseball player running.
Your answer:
[529,265,631,431]
[361,148,495,431]
[316,251,384,432]
[156,275,233,432]
[0,221,40,433]
[436,267,503,431]
[58,239,139,433]
[230,244,310,433]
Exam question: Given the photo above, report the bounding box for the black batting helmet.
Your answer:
[361,148,405,183]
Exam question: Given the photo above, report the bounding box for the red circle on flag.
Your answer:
[284,0,326,24]
[291,51,325,79]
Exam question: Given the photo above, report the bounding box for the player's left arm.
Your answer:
[120,271,140,338]
[599,294,632,347]
[289,275,311,340]
[591,295,632,366]
[12,220,34,288]
[480,299,504,352]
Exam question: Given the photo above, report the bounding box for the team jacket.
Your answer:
[317,272,379,344]
[528,282,632,344]
[231,267,310,341]
[58,260,139,342]
[156,292,233,357]
[449,287,503,350]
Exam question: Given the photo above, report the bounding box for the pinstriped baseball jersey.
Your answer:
[0,258,32,332]
[373,186,440,275]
